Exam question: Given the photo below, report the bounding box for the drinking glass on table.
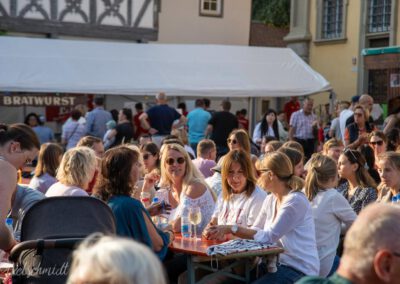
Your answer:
[189,206,202,239]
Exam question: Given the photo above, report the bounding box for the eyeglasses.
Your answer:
[227,138,238,145]
[143,153,153,160]
[259,168,271,173]
[369,140,384,146]
[354,112,363,117]
[166,157,185,165]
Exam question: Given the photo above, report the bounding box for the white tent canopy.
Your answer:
[0,36,331,97]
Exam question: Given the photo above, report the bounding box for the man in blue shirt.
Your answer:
[187,99,211,151]
[140,93,186,147]
[86,97,112,138]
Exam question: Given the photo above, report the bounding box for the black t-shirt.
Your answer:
[209,111,238,147]
[113,122,134,146]
[147,105,181,135]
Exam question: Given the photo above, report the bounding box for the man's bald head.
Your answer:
[359,94,374,112]
[156,92,167,104]
[342,203,400,278]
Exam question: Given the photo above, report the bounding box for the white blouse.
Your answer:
[156,186,215,233]
[310,188,356,277]
[212,186,266,227]
[252,191,320,276]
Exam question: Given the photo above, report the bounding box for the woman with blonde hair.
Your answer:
[225,152,319,282]
[203,150,266,240]
[67,234,166,284]
[29,142,63,194]
[377,151,400,202]
[155,143,215,233]
[305,153,356,277]
[344,105,374,149]
[322,138,344,162]
[337,149,377,214]
[46,146,97,197]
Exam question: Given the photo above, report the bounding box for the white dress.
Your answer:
[156,186,215,233]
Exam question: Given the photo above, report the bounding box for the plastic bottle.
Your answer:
[152,197,161,228]
[181,199,191,239]
[5,218,13,236]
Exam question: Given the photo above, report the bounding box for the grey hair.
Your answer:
[67,234,166,284]
[343,204,400,276]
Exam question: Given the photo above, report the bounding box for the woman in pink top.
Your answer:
[46,147,97,197]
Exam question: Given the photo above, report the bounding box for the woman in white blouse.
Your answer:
[227,152,320,283]
[203,150,266,240]
[153,143,216,233]
[252,109,287,144]
[305,153,356,277]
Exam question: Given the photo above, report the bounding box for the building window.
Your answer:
[316,0,348,42]
[322,0,343,39]
[368,0,391,33]
[199,0,223,17]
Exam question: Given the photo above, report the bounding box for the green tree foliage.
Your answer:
[252,0,291,27]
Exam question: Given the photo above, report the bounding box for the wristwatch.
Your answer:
[231,224,238,235]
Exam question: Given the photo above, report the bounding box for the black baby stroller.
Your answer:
[9,196,116,284]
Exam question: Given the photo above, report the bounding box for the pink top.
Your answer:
[45,182,88,197]
[192,158,216,178]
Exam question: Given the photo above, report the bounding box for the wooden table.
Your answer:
[169,235,283,284]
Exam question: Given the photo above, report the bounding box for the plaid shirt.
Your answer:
[289,109,317,140]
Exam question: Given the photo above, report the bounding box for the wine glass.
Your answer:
[189,206,202,239]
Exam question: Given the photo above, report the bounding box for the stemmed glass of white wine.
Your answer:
[189,206,202,240]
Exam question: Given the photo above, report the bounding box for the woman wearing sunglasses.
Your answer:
[377,151,400,202]
[203,150,266,241]
[226,129,259,174]
[337,149,377,214]
[368,131,387,168]
[220,152,319,282]
[134,142,161,201]
[0,123,40,252]
[344,105,374,149]
[156,143,216,233]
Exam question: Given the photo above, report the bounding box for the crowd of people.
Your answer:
[1,92,400,284]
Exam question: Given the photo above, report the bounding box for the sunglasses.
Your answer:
[369,140,384,146]
[227,138,238,145]
[343,148,359,164]
[166,157,185,165]
[143,153,153,160]
[354,112,363,117]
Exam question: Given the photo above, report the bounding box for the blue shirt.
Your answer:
[33,126,54,144]
[86,107,112,138]
[187,107,211,143]
[108,195,169,260]
[146,104,181,135]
